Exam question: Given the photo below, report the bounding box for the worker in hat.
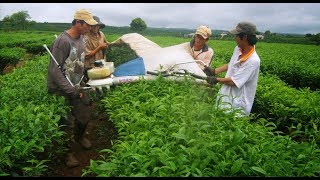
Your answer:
[203,21,261,117]
[47,9,98,168]
[84,15,109,70]
[189,25,214,70]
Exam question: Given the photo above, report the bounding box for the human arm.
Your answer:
[85,39,107,59]
[85,31,108,59]
[205,63,235,86]
[216,77,236,86]
[101,32,109,58]
[203,63,228,76]
[217,55,260,88]
[214,64,228,75]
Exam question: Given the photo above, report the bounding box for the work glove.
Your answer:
[78,88,91,105]
[203,66,215,76]
[207,76,218,85]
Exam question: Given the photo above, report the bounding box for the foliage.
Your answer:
[264,30,271,37]
[257,42,320,90]
[1,11,35,31]
[1,31,320,177]
[0,31,56,49]
[105,43,138,67]
[130,18,147,32]
[84,77,320,177]
[0,55,68,176]
[262,35,313,45]
[24,40,53,54]
[0,31,57,74]
[252,74,320,141]
[0,47,26,73]
[306,33,320,46]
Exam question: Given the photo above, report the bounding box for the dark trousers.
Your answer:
[65,95,90,140]
[49,89,91,150]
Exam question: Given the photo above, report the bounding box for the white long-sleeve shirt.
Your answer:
[217,46,260,116]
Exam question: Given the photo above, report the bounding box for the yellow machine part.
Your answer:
[87,67,111,80]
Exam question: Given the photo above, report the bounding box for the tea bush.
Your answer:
[105,43,138,67]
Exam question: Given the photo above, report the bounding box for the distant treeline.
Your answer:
[1,22,198,37]
[0,22,316,45]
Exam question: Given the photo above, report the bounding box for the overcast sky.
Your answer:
[1,3,320,35]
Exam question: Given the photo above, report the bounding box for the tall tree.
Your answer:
[2,11,34,31]
[305,33,312,38]
[264,30,271,37]
[308,33,320,46]
[130,17,147,32]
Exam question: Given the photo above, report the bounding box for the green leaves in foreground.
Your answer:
[0,55,67,176]
[84,77,320,177]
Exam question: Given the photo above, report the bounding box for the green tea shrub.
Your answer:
[0,47,26,72]
[105,43,138,67]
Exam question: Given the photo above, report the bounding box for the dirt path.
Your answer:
[45,103,117,177]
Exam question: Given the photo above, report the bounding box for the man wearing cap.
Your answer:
[84,15,109,69]
[47,9,98,168]
[189,25,214,70]
[204,21,261,116]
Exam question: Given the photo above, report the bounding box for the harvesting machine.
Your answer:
[45,33,213,93]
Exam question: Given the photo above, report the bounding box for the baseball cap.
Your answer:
[74,9,98,25]
[229,21,257,35]
[93,16,105,29]
[195,25,212,39]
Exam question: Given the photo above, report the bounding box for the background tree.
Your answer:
[305,33,312,38]
[307,33,320,46]
[2,11,34,31]
[264,30,272,37]
[130,17,147,32]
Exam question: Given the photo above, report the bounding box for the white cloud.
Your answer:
[1,3,320,34]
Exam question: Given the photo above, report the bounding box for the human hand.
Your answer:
[74,84,81,98]
[99,41,108,48]
[207,76,218,85]
[78,88,90,105]
[203,66,215,76]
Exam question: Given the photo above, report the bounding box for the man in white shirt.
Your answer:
[204,21,261,116]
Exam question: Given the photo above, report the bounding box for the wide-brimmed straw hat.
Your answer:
[74,9,97,25]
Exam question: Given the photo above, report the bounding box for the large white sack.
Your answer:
[142,42,207,77]
[111,33,207,77]
[111,33,161,57]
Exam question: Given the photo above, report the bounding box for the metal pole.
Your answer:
[78,75,84,85]
[43,44,74,87]
[175,60,207,66]
[167,60,207,72]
